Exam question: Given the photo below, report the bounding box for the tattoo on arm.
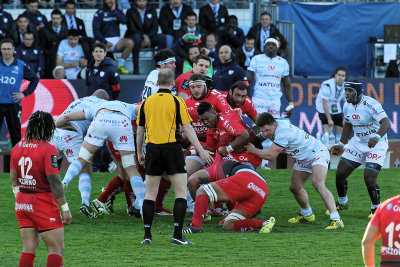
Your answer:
[47,174,65,199]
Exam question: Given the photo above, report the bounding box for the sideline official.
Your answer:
[136,68,213,245]
[0,38,39,147]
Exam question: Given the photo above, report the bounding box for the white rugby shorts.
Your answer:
[293,148,330,173]
[342,138,388,167]
[252,98,281,118]
[105,37,121,52]
[50,128,83,163]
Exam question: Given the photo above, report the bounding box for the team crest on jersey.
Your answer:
[100,71,105,77]
[229,70,234,75]
[51,155,58,168]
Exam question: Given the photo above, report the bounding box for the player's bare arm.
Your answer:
[282,76,294,117]
[330,122,352,155]
[136,125,145,166]
[245,142,283,161]
[47,174,72,224]
[218,130,250,156]
[55,110,86,127]
[182,122,214,165]
[368,117,391,148]
[246,71,255,85]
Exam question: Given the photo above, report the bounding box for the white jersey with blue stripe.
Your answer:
[247,54,289,101]
[343,95,388,143]
[62,96,106,136]
[273,119,324,161]
[85,100,137,121]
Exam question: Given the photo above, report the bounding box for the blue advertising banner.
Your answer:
[278,2,400,77]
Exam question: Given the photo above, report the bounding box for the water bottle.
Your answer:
[322,132,329,148]
[328,133,335,149]
[316,132,321,140]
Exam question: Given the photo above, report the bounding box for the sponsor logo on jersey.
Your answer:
[65,149,73,156]
[121,120,129,127]
[345,148,363,158]
[119,136,128,142]
[356,129,377,138]
[15,203,34,212]
[267,65,276,71]
[23,142,38,148]
[64,135,72,143]
[247,182,266,198]
[352,114,360,120]
[366,153,382,160]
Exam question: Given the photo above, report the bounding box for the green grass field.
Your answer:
[1,169,399,266]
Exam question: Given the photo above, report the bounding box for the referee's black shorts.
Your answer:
[145,142,186,176]
[318,113,343,127]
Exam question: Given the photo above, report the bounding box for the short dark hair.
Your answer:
[27,0,38,4]
[185,11,197,19]
[0,38,14,47]
[230,81,248,92]
[23,31,34,38]
[205,32,218,42]
[193,54,211,65]
[244,35,255,42]
[51,9,62,17]
[92,42,106,52]
[331,66,347,78]
[197,101,214,116]
[64,0,75,7]
[260,11,272,19]
[256,112,276,128]
[67,29,79,37]
[154,49,175,67]
[189,73,206,82]
[17,14,29,21]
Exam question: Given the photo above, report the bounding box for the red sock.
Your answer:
[233,219,264,232]
[155,178,171,211]
[46,254,62,267]
[98,176,124,203]
[19,252,35,267]
[192,194,209,228]
[123,179,134,207]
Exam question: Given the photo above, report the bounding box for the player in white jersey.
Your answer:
[315,66,347,142]
[330,81,391,218]
[246,37,293,119]
[141,49,176,101]
[245,112,344,229]
[56,100,146,217]
[51,89,109,218]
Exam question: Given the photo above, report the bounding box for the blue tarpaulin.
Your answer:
[279,2,400,77]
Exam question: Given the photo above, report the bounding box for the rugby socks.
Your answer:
[78,173,91,206]
[192,194,209,228]
[130,176,145,212]
[233,219,264,232]
[98,176,123,203]
[329,211,340,221]
[62,160,83,187]
[338,196,348,205]
[155,178,171,212]
[123,179,134,207]
[47,254,62,267]
[173,198,187,239]
[335,134,342,144]
[368,184,381,206]
[336,179,348,198]
[186,189,195,213]
[117,58,125,68]
[301,206,313,217]
[142,199,155,238]
[19,252,35,267]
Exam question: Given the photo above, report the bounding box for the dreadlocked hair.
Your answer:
[25,111,56,142]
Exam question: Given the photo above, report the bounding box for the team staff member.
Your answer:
[85,43,120,100]
[0,38,39,147]
[362,194,400,267]
[136,68,213,245]
[11,111,72,267]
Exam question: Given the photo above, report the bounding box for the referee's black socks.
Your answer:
[143,199,155,238]
[173,198,187,239]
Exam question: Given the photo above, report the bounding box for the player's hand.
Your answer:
[142,36,151,48]
[200,47,209,55]
[368,137,379,148]
[63,210,72,225]
[329,145,344,156]
[218,146,229,157]
[284,105,294,118]
[137,152,145,166]
[198,149,214,165]
[70,61,79,68]
[12,92,25,101]
[234,108,243,116]
[328,118,334,127]
[244,143,257,154]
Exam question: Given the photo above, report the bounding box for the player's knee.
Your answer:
[121,154,135,169]
[187,177,198,189]
[202,183,218,202]
[78,147,93,163]
[311,179,325,191]
[289,184,299,194]
[222,220,235,231]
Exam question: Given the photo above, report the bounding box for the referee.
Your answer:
[136,68,213,245]
[0,38,39,147]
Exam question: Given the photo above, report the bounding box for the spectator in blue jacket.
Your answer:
[92,0,134,74]
[15,31,45,78]
[23,0,48,32]
[213,44,247,92]
[85,43,120,100]
[0,0,13,40]
[0,38,39,147]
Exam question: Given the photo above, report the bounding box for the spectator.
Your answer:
[176,12,208,43]
[93,0,134,74]
[0,38,39,147]
[15,31,45,78]
[54,29,87,79]
[235,35,260,70]
[200,32,220,66]
[125,0,166,75]
[216,15,244,49]
[199,0,228,34]
[248,12,280,53]
[385,53,400,77]
[213,45,247,92]
[85,43,120,100]
[7,14,38,48]
[183,46,213,77]
[0,0,13,40]
[23,0,48,32]
[274,32,291,72]
[39,9,68,78]
[159,0,194,49]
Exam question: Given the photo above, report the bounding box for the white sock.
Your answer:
[79,173,91,206]
[301,206,313,216]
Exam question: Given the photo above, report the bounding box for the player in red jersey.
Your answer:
[11,111,72,267]
[183,161,275,233]
[219,81,258,123]
[176,54,212,100]
[187,101,262,199]
[362,194,400,267]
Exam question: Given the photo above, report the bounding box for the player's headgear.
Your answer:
[264,37,279,47]
[189,73,208,100]
[344,80,363,103]
[25,111,55,142]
